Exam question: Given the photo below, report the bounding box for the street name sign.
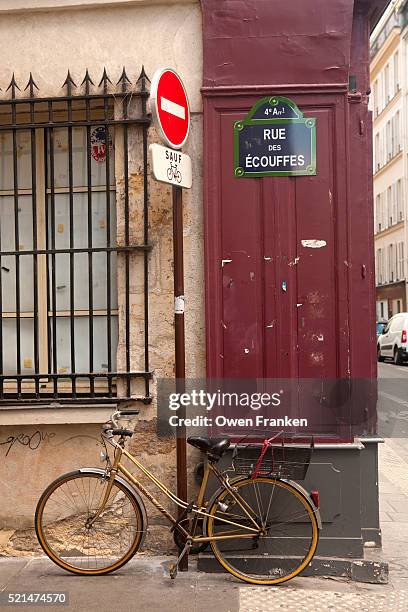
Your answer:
[234,96,316,178]
[150,143,192,189]
[150,68,190,150]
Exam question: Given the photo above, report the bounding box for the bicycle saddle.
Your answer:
[187,436,230,457]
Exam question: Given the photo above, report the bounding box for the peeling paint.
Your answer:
[264,256,272,261]
[221,259,232,267]
[288,256,300,266]
[250,272,255,281]
[301,239,327,249]
[310,352,324,364]
[244,348,250,354]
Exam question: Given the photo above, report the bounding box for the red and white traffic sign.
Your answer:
[150,68,190,150]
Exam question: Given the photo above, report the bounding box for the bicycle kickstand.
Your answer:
[169,539,192,580]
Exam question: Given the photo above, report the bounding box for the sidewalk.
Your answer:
[0,440,407,612]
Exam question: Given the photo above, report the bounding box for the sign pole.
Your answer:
[150,68,191,571]
[173,183,188,571]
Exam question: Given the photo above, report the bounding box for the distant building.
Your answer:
[371,1,408,320]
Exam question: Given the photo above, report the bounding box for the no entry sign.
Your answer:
[150,68,190,150]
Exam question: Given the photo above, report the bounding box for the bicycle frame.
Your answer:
[92,437,262,544]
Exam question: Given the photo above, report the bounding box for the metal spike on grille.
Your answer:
[98,67,112,93]
[6,73,21,98]
[81,68,94,95]
[24,73,39,97]
[117,67,131,93]
[62,70,77,94]
[137,65,150,84]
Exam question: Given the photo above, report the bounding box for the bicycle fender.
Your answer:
[79,467,148,545]
[280,479,322,530]
[202,475,322,533]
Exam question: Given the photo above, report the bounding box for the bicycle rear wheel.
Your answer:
[206,477,318,585]
[35,470,145,575]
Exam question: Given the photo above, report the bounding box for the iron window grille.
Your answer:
[0,68,152,405]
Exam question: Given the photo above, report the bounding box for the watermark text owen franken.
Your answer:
[167,390,308,429]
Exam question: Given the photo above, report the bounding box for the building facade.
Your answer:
[371,2,408,321]
[0,0,390,582]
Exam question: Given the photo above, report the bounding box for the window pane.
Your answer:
[51,315,118,374]
[0,194,34,251]
[1,256,34,313]
[48,192,116,249]
[2,318,34,375]
[49,127,115,189]
[0,131,32,191]
[48,191,117,312]
[0,195,35,312]
[50,252,117,312]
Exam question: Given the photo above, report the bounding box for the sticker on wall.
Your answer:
[91,126,113,163]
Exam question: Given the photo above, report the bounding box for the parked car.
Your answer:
[377,313,408,365]
[376,320,388,338]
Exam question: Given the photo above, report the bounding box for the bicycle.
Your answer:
[167,163,182,183]
[35,409,321,585]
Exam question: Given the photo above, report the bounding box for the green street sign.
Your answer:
[234,96,317,178]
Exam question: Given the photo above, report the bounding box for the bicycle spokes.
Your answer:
[36,473,144,574]
[207,478,318,583]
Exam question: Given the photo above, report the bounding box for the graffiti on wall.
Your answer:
[0,431,56,457]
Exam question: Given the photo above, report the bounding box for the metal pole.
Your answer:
[173,184,188,571]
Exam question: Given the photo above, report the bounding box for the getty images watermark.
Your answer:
[167,389,308,428]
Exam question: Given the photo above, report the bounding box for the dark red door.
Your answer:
[209,95,348,378]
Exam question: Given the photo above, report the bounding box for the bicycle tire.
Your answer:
[35,470,145,576]
[205,476,319,585]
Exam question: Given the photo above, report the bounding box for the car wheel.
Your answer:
[393,347,403,365]
[377,345,385,362]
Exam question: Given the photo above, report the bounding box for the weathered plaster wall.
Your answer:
[0,423,198,555]
[0,0,195,12]
[0,0,205,554]
[0,2,202,112]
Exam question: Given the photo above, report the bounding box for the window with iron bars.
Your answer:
[0,68,151,405]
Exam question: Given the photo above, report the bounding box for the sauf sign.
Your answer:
[234,96,316,178]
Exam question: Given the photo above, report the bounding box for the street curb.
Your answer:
[197,555,389,584]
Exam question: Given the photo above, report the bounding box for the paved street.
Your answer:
[1,364,407,611]
[378,360,408,438]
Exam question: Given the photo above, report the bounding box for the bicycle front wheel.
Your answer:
[206,477,318,585]
[35,470,145,575]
